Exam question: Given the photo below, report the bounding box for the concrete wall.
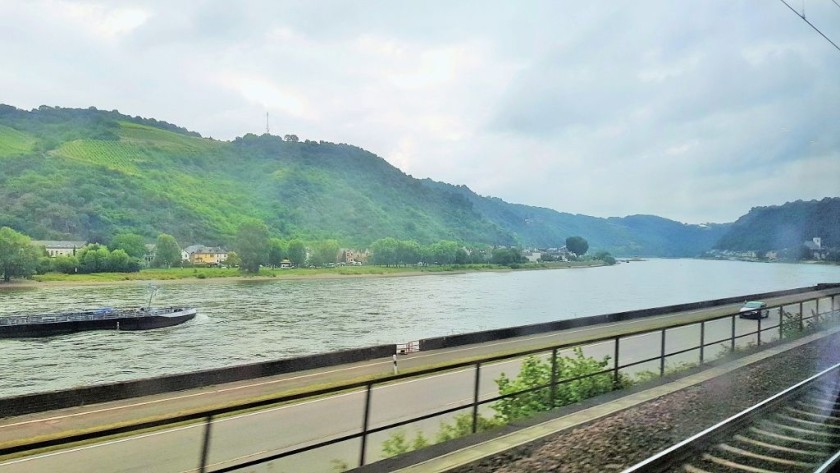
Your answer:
[418,284,840,351]
[1,344,395,418]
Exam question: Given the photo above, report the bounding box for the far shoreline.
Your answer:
[0,261,610,289]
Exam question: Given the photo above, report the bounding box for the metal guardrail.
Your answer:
[1,294,839,472]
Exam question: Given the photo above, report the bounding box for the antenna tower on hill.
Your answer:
[266,112,270,135]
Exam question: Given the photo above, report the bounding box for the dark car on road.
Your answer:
[738,301,768,319]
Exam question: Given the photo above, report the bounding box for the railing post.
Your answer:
[659,329,666,377]
[816,298,820,326]
[359,383,373,467]
[198,414,213,473]
[780,306,785,339]
[472,362,481,433]
[757,314,762,347]
[699,321,705,365]
[800,302,804,331]
[731,315,736,353]
[550,348,558,408]
[613,336,620,387]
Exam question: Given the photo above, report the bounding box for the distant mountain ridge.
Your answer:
[714,198,840,253]
[419,180,730,256]
[0,104,751,256]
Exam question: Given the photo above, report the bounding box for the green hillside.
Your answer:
[0,104,732,255]
[714,198,840,252]
[0,125,36,157]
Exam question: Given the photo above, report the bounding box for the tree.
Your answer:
[235,220,270,273]
[0,227,40,282]
[225,251,241,267]
[268,238,286,268]
[396,240,421,266]
[454,248,469,265]
[467,246,490,264]
[287,239,306,267]
[566,236,589,256]
[593,250,616,265]
[53,255,79,274]
[371,238,399,266]
[310,239,340,267]
[428,240,459,265]
[153,233,181,268]
[491,247,523,266]
[77,244,110,273]
[110,233,147,259]
[106,249,139,272]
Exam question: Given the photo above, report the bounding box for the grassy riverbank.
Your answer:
[6,260,606,286]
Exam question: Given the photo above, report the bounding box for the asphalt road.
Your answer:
[0,289,837,472]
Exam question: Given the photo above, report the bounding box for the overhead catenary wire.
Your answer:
[778,0,840,52]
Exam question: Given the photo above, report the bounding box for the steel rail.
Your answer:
[622,361,840,473]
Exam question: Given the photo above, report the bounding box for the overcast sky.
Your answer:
[2,1,839,224]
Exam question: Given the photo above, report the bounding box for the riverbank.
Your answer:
[0,260,608,288]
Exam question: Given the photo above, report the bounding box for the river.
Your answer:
[1,259,839,397]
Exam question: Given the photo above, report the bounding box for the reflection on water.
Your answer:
[1,259,838,396]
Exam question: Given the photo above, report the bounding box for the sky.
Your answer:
[2,1,839,224]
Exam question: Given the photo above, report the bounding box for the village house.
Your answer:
[31,240,87,257]
[182,245,229,265]
[340,249,369,264]
[803,237,829,260]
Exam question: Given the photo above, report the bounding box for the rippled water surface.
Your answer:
[1,259,839,396]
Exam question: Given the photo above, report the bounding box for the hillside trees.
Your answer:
[236,220,270,273]
[0,226,41,281]
[714,198,840,253]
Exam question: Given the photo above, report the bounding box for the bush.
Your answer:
[380,348,627,458]
[494,348,622,423]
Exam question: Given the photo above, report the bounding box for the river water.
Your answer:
[1,259,839,397]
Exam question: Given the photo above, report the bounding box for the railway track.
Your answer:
[624,362,840,473]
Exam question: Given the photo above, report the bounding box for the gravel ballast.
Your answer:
[451,331,840,473]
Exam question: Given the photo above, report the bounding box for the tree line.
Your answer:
[0,221,601,281]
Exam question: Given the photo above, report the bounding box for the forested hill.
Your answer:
[420,180,730,256]
[714,198,840,252]
[0,104,726,256]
